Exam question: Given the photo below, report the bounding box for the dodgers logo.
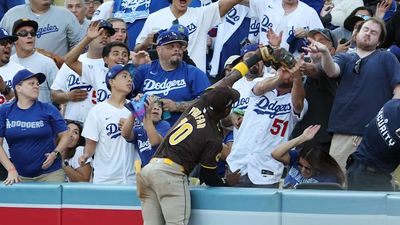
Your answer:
[36,24,59,38]
[106,123,121,139]
[143,78,186,95]
[232,97,250,110]
[249,20,260,37]
[187,23,197,35]
[253,96,291,119]
[68,74,82,87]
[114,0,151,22]
[261,15,273,32]
[226,8,240,25]
[97,89,111,102]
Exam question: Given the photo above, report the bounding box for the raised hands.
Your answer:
[267,28,283,48]
[87,20,104,40]
[301,125,321,142]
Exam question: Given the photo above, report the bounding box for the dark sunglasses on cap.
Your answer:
[0,39,13,46]
[16,30,36,37]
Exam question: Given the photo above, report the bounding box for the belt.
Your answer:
[150,158,185,172]
[348,156,381,173]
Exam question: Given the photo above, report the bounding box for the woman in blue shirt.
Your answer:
[272,125,345,188]
[0,69,70,185]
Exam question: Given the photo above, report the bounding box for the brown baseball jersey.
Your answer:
[154,94,224,175]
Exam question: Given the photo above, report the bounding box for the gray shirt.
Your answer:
[1,4,83,56]
[10,51,59,103]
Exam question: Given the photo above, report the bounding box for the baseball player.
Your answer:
[135,0,245,72]
[136,44,301,225]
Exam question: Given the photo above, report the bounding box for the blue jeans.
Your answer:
[346,156,393,191]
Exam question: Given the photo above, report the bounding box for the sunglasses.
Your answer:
[353,58,362,74]
[16,30,36,37]
[0,39,13,46]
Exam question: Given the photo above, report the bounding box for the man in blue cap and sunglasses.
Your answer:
[133,24,210,126]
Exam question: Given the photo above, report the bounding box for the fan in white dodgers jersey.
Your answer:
[64,20,132,104]
[249,0,323,55]
[226,55,308,187]
[134,0,246,72]
[79,64,140,184]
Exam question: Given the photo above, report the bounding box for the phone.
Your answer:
[339,38,348,44]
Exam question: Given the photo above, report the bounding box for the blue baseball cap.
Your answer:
[240,43,258,57]
[157,30,188,46]
[105,64,136,90]
[0,27,18,42]
[12,69,46,89]
[168,24,189,42]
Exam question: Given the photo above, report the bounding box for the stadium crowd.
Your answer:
[0,0,399,196]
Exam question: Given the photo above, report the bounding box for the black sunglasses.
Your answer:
[0,39,13,46]
[353,58,362,74]
[16,30,36,37]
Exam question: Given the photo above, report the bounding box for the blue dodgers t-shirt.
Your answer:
[0,101,67,177]
[132,120,170,166]
[329,51,400,135]
[354,99,400,173]
[283,150,338,188]
[134,60,210,126]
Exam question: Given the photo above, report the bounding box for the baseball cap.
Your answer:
[157,29,188,46]
[105,64,136,90]
[12,18,38,35]
[12,69,46,89]
[168,24,189,42]
[99,19,115,36]
[206,86,240,113]
[0,27,18,42]
[224,55,241,68]
[240,43,258,57]
[344,14,370,31]
[308,28,337,49]
[388,44,400,62]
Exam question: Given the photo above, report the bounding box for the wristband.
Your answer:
[232,62,249,77]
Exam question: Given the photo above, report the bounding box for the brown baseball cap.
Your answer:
[206,86,240,113]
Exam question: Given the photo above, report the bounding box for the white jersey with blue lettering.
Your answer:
[51,54,102,122]
[82,101,139,184]
[249,0,323,51]
[81,62,110,104]
[227,88,308,185]
[232,77,264,111]
[135,2,222,72]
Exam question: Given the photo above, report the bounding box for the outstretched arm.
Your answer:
[272,125,321,165]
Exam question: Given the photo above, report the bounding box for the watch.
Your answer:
[52,150,61,159]
[64,160,69,167]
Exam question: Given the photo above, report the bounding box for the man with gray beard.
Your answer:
[133,24,210,126]
[305,17,400,173]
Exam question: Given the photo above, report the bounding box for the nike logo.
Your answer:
[150,71,157,75]
[105,116,112,120]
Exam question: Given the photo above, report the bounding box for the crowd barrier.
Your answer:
[0,183,399,225]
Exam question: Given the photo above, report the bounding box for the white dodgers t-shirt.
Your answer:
[82,101,138,184]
